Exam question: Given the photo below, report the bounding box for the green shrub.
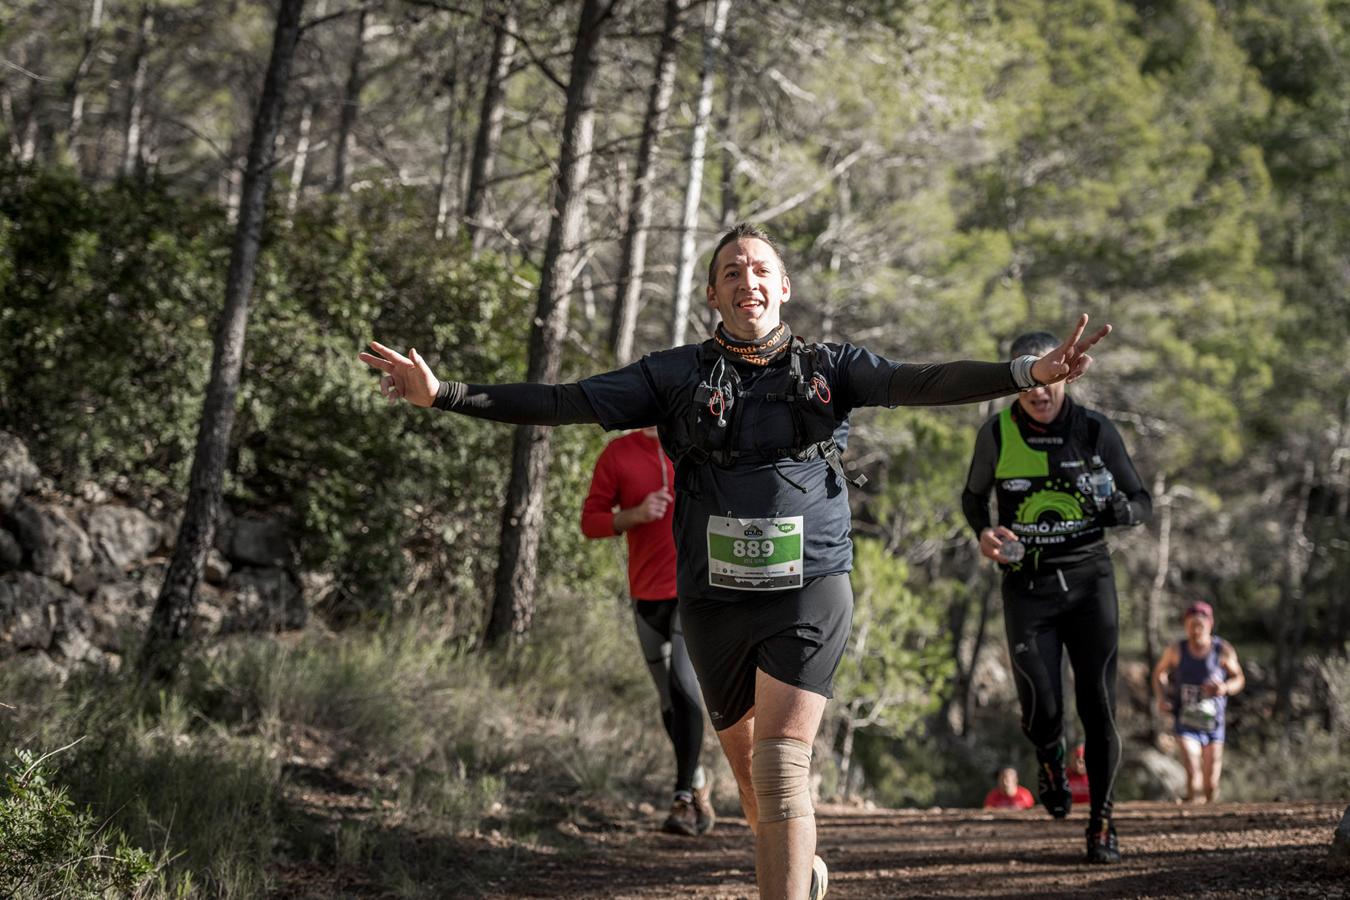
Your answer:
[0,745,164,899]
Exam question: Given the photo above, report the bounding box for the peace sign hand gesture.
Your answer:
[358,341,441,408]
[1029,314,1112,386]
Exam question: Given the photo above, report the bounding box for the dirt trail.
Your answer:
[487,800,1348,899]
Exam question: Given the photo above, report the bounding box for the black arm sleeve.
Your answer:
[432,381,601,426]
[887,360,1020,407]
[961,417,999,536]
[1095,415,1152,527]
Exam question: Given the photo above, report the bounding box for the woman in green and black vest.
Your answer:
[962,331,1151,865]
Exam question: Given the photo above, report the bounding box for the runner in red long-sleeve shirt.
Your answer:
[582,427,713,836]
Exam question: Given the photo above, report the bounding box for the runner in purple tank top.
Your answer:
[1152,600,1246,803]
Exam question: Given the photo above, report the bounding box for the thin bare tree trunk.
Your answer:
[140,0,307,682]
[1,88,20,157]
[670,0,731,347]
[717,50,739,229]
[1327,393,1350,651]
[286,98,314,216]
[121,3,154,177]
[837,715,856,799]
[484,0,618,646]
[464,4,517,252]
[1145,472,1171,738]
[18,44,46,163]
[1275,459,1317,720]
[608,0,686,364]
[65,0,106,167]
[434,30,463,240]
[329,9,368,195]
[959,578,995,739]
[286,0,326,218]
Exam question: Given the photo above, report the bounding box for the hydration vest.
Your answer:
[992,404,1105,563]
[663,337,866,491]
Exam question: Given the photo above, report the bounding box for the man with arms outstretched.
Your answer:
[362,223,1109,900]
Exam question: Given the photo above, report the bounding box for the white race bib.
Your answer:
[706,516,804,591]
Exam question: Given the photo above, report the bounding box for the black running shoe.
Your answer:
[1086,821,1121,864]
[1037,759,1072,819]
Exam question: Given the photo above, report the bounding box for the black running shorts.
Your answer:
[679,574,853,731]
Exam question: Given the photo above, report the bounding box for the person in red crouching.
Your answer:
[984,767,1036,810]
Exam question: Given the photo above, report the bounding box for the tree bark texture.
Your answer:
[329,9,368,195]
[140,0,306,681]
[608,0,686,364]
[464,4,517,252]
[669,0,731,347]
[484,0,616,646]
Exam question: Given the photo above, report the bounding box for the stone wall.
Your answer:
[0,432,305,679]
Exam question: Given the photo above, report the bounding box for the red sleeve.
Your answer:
[982,789,1001,809]
[1015,787,1034,809]
[581,443,620,539]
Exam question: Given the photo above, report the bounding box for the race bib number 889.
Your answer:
[707,516,804,590]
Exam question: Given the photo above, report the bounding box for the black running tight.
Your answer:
[1002,555,1121,824]
[633,599,704,793]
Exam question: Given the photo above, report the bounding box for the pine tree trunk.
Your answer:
[64,0,106,167]
[121,3,154,177]
[464,4,517,252]
[669,0,731,347]
[484,0,616,646]
[329,9,367,195]
[608,0,686,364]
[139,0,306,682]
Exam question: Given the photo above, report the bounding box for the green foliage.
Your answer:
[0,164,221,494]
[0,746,166,899]
[0,166,611,629]
[828,538,955,796]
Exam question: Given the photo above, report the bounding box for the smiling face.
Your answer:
[706,237,791,340]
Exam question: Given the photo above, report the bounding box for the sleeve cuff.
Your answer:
[1010,355,1040,391]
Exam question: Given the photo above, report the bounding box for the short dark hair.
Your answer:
[707,223,787,286]
[1010,331,1058,359]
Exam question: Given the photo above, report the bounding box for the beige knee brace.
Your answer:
[751,737,814,823]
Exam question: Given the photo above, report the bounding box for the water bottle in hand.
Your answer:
[1087,455,1115,507]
